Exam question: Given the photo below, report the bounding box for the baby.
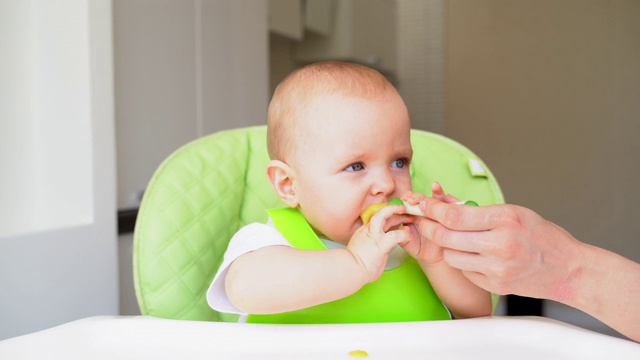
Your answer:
[207,61,492,323]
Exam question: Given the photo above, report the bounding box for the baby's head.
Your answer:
[266,61,413,244]
[267,61,395,163]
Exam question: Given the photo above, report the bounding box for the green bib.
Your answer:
[246,208,451,324]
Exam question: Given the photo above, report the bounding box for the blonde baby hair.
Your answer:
[266,61,394,162]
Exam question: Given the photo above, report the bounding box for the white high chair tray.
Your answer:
[1,315,638,359]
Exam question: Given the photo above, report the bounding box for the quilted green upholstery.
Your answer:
[133,125,504,322]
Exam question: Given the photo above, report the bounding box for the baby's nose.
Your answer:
[370,170,395,195]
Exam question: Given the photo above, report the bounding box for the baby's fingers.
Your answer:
[367,205,405,232]
[375,225,414,253]
[431,182,460,204]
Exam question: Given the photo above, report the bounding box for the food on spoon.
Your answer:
[360,203,389,224]
[360,197,478,224]
[360,197,419,224]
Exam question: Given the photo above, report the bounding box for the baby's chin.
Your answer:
[334,237,351,246]
[319,229,353,246]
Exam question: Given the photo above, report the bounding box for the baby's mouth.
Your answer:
[360,202,390,224]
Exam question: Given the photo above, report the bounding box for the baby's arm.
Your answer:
[418,252,493,319]
[225,205,411,314]
[402,185,493,318]
[225,245,368,314]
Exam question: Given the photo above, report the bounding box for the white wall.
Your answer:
[0,0,118,340]
[0,1,93,237]
[114,0,269,315]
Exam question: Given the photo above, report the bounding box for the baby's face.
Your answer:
[289,90,412,245]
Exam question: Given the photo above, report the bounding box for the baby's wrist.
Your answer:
[418,257,447,270]
[344,248,377,285]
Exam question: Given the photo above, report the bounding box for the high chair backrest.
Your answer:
[133,126,504,322]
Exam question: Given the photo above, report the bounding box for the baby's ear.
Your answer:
[266,160,299,208]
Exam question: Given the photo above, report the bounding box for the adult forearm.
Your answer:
[562,244,640,342]
[417,198,640,340]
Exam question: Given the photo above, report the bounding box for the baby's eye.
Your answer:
[345,162,365,172]
[392,158,408,168]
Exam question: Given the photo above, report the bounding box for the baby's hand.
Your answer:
[349,205,415,282]
[430,182,460,204]
[399,183,460,265]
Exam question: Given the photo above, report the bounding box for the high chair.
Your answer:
[133,125,504,322]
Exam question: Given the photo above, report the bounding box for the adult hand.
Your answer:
[417,195,640,342]
[416,199,586,302]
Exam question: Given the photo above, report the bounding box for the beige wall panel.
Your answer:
[114,0,198,209]
[445,0,640,261]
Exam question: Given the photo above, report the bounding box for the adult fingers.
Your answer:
[444,249,520,296]
[417,218,491,253]
[442,249,510,294]
[441,248,489,273]
[419,198,516,232]
[460,271,504,296]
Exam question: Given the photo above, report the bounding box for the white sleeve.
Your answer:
[206,221,291,315]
